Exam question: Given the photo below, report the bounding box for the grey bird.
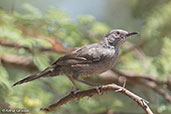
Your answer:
[13,29,138,92]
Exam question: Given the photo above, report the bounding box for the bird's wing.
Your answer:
[54,43,107,66]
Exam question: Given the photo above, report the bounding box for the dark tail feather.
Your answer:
[12,67,52,87]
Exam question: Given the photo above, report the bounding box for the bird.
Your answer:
[12,29,138,93]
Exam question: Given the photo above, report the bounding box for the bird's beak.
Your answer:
[126,32,139,37]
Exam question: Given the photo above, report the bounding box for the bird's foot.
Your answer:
[94,85,103,95]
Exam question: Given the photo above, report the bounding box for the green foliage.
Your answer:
[0,65,11,100]
[0,2,171,114]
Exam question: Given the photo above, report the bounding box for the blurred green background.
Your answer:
[0,0,171,114]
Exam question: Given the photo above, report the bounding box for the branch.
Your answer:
[40,84,153,114]
[0,39,32,52]
[0,38,69,54]
[112,69,166,86]
[112,69,171,103]
[0,54,37,70]
[144,81,171,103]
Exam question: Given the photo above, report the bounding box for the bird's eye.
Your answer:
[116,31,120,35]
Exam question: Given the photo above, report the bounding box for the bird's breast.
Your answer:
[78,48,119,77]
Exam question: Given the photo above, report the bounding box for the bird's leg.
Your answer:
[66,75,80,94]
[73,78,103,95]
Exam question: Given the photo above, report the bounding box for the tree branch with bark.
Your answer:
[40,84,153,114]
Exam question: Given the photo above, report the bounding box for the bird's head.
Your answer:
[104,29,138,46]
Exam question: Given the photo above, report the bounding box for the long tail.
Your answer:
[12,67,54,87]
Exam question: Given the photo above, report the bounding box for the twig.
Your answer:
[112,69,166,87]
[40,84,153,114]
[0,54,38,70]
[0,39,32,52]
[144,81,171,103]
[0,39,69,54]
[112,69,171,103]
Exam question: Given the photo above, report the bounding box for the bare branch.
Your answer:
[0,54,37,70]
[112,69,171,103]
[144,81,171,103]
[112,69,166,86]
[40,84,153,114]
